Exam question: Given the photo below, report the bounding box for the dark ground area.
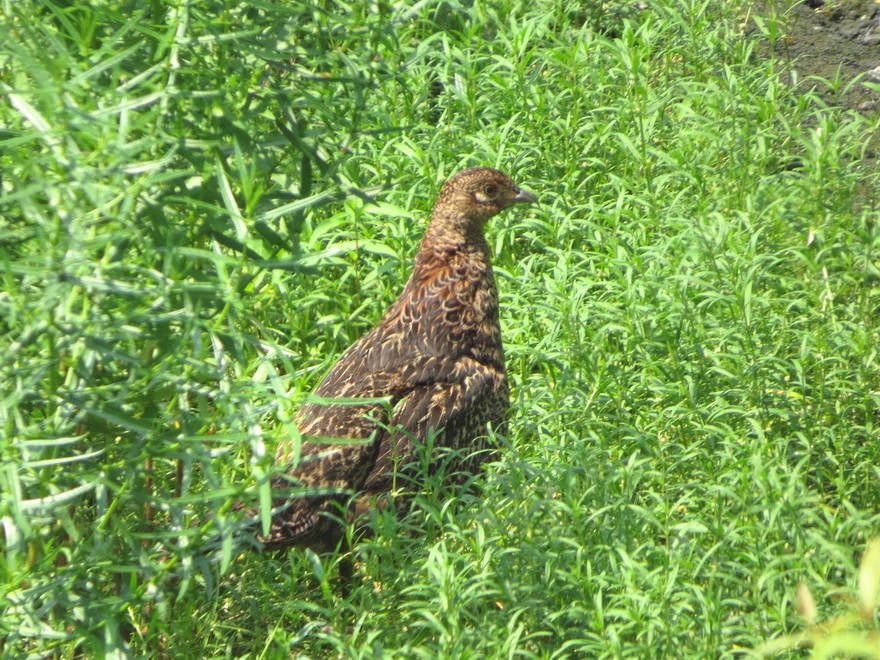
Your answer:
[772,0,880,114]
[760,0,880,171]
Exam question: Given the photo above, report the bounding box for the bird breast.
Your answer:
[390,245,504,368]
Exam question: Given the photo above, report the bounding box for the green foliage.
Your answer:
[1,0,879,656]
[755,538,880,658]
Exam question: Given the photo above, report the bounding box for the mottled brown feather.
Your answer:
[263,167,537,550]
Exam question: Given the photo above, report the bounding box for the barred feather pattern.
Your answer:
[263,167,536,550]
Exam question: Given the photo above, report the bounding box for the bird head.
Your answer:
[431,167,537,233]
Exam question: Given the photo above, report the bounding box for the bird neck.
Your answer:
[420,215,490,256]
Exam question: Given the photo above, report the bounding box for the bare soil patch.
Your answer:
[770,0,880,114]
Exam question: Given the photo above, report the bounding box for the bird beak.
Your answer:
[512,188,537,204]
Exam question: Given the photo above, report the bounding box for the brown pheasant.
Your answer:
[263,167,537,550]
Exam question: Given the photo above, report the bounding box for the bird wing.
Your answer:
[265,354,503,548]
[363,356,506,491]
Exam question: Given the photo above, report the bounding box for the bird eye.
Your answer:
[483,184,497,197]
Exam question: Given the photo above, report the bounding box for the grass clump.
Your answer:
[2,0,879,656]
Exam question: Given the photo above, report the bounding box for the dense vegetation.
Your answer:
[2,0,879,656]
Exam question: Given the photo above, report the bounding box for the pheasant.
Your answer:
[263,167,537,550]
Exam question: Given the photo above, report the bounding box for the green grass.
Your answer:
[2,0,880,656]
